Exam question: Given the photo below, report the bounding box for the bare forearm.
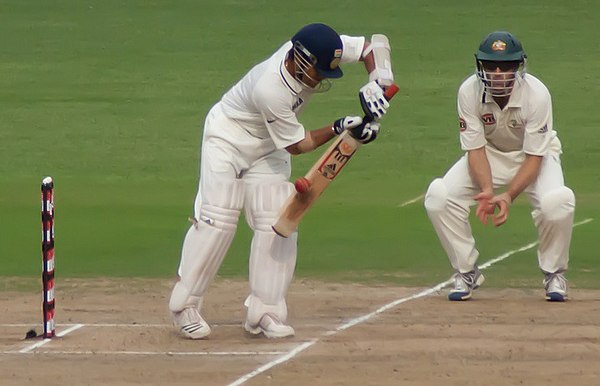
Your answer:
[467,147,493,193]
[362,46,376,73]
[286,125,335,155]
[505,154,543,201]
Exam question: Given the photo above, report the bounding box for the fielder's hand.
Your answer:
[332,116,363,135]
[359,81,389,121]
[474,191,511,227]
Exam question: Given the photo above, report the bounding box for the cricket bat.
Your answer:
[272,84,399,237]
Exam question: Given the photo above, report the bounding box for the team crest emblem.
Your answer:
[330,49,343,69]
[459,118,466,131]
[492,40,507,51]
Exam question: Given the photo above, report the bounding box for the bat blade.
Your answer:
[272,84,399,238]
[272,131,361,237]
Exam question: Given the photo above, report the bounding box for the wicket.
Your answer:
[41,176,55,339]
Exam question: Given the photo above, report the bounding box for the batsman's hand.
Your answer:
[350,121,380,144]
[359,81,389,121]
[332,116,363,135]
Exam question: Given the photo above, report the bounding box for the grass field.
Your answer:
[1,0,598,290]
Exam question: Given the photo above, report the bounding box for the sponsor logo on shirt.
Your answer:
[537,124,548,134]
[459,117,466,131]
[481,113,496,125]
[292,97,304,111]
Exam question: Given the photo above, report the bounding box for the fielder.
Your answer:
[169,23,394,338]
[424,31,575,302]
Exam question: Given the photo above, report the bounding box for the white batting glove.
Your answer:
[350,121,380,144]
[359,81,389,121]
[332,116,363,135]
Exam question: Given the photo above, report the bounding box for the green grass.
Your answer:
[1,0,598,289]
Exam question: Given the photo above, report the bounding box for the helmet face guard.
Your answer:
[290,23,343,92]
[474,31,527,97]
[292,40,332,92]
[476,59,526,97]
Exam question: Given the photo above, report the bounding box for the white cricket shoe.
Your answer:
[448,269,485,301]
[544,272,568,302]
[244,313,295,339]
[172,307,211,339]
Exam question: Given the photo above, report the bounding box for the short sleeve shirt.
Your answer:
[219,35,366,150]
[457,73,557,155]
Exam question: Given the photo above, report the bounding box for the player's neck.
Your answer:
[493,96,510,110]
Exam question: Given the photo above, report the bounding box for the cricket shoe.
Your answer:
[544,272,568,302]
[172,307,211,339]
[448,269,485,301]
[244,313,295,339]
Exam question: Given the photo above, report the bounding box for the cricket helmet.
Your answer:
[475,31,526,62]
[474,31,527,97]
[291,23,344,80]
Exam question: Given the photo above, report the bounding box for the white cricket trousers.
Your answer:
[424,145,575,274]
[170,103,297,327]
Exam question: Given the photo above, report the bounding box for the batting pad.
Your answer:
[244,182,297,325]
[169,180,245,312]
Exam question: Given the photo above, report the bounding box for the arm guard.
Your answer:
[363,34,394,87]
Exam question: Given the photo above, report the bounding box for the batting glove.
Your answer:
[350,121,380,144]
[359,81,389,121]
[332,116,363,135]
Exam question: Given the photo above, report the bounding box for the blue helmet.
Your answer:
[291,23,343,79]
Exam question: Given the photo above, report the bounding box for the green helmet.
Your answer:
[475,31,526,62]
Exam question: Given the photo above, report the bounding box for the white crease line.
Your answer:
[18,324,84,353]
[1,322,327,328]
[398,194,424,207]
[3,350,286,356]
[1,323,168,328]
[227,341,318,386]
[228,217,593,385]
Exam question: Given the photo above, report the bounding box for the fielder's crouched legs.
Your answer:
[533,186,575,301]
[425,178,484,300]
[243,182,297,338]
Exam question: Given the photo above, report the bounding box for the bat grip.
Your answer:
[383,83,400,101]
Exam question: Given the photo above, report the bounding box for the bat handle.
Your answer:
[383,83,400,101]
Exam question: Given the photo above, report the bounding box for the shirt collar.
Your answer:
[480,76,524,108]
[279,59,303,95]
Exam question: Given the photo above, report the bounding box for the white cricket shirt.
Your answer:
[458,73,560,155]
[219,35,365,150]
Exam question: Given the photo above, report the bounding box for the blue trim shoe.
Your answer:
[544,272,568,302]
[448,269,485,301]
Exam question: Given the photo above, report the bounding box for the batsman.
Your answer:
[169,23,395,339]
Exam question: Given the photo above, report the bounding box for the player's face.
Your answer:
[302,66,325,88]
[291,43,330,91]
[480,61,520,97]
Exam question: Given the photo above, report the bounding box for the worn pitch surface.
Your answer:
[1,278,599,386]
